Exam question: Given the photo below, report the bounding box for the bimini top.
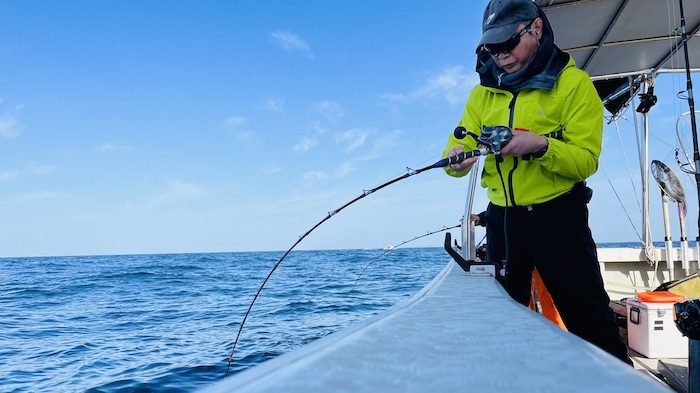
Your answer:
[535,0,700,79]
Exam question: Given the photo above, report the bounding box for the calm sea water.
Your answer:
[1,248,448,393]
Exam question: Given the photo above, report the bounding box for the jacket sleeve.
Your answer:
[537,70,603,181]
[442,88,482,178]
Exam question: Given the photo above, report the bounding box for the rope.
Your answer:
[613,120,643,216]
[602,167,643,243]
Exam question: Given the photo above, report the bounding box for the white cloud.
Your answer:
[336,128,371,153]
[308,120,327,135]
[294,137,318,153]
[0,171,19,182]
[313,100,344,122]
[0,99,25,138]
[382,66,478,106]
[150,180,207,205]
[368,129,403,158]
[2,191,63,203]
[0,115,22,138]
[303,171,330,182]
[227,116,247,128]
[95,143,117,152]
[27,162,56,175]
[334,130,404,164]
[270,31,314,58]
[335,162,355,177]
[235,130,254,140]
[0,163,57,182]
[375,129,402,146]
[294,129,397,187]
[262,164,282,175]
[302,163,355,184]
[226,116,254,140]
[94,143,131,153]
[293,122,328,154]
[263,97,285,112]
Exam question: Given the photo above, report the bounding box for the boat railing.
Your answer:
[460,158,480,261]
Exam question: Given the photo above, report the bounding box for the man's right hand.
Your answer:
[447,145,478,171]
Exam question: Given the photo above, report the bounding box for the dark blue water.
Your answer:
[0,248,447,392]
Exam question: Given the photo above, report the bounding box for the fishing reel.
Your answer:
[454,125,513,155]
[674,300,700,340]
[478,126,513,155]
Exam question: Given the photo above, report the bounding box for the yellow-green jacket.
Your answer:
[442,57,602,207]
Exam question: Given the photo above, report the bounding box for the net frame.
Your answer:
[651,159,687,216]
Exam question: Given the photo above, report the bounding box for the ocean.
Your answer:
[1,248,448,393]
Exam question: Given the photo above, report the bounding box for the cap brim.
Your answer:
[478,21,521,46]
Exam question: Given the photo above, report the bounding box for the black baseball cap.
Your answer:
[479,0,539,46]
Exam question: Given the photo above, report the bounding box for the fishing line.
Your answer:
[224,145,489,377]
[350,223,462,291]
[476,232,487,247]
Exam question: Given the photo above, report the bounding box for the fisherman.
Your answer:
[444,0,631,364]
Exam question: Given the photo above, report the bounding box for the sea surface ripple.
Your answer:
[1,248,447,392]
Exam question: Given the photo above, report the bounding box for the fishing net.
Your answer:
[651,159,687,216]
[675,111,700,173]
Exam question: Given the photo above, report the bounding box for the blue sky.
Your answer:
[0,1,698,257]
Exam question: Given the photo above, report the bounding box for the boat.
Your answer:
[203,1,700,391]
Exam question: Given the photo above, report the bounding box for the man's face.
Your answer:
[489,18,542,74]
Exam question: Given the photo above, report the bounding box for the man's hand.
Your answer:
[499,129,547,156]
[447,145,479,171]
[469,213,481,225]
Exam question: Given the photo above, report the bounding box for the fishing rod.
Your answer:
[678,0,700,270]
[350,223,462,291]
[224,125,513,377]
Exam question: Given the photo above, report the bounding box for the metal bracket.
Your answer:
[444,232,496,275]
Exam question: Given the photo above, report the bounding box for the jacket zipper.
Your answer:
[507,92,519,206]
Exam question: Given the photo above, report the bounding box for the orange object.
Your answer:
[637,291,685,303]
[529,268,567,331]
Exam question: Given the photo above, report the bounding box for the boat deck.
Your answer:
[632,356,688,393]
[204,261,672,392]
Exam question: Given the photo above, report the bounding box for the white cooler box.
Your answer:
[626,297,687,358]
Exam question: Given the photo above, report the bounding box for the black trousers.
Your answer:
[485,189,632,365]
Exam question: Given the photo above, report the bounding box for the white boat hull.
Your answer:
[599,247,698,300]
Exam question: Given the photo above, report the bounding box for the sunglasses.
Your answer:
[480,20,535,55]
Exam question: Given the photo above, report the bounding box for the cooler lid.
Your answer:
[637,291,686,303]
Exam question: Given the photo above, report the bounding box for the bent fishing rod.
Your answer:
[350,223,462,290]
[225,125,513,377]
